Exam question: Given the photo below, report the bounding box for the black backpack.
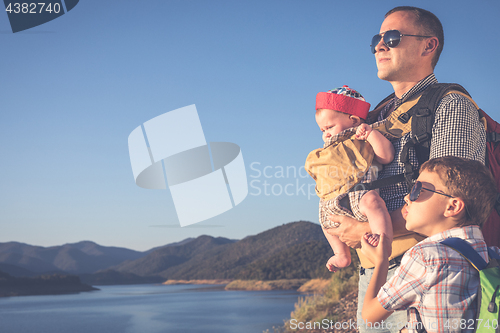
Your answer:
[363,83,500,248]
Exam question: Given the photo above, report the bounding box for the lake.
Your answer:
[0,284,302,333]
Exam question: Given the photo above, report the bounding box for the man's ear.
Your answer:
[444,197,466,219]
[350,115,361,125]
[422,37,439,56]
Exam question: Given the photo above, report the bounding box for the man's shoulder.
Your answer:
[419,82,478,111]
[438,91,477,108]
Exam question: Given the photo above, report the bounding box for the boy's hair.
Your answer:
[385,6,444,69]
[420,156,497,227]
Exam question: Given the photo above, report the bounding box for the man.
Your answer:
[326,6,485,333]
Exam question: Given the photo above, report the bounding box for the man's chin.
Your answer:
[377,70,393,81]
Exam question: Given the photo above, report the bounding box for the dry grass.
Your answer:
[282,249,360,333]
[297,279,330,293]
[162,279,231,285]
[225,279,308,291]
[290,274,357,319]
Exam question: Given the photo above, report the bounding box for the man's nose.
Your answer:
[374,37,388,53]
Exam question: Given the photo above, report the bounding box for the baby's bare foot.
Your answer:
[326,254,351,272]
[366,233,380,247]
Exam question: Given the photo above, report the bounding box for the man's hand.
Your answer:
[325,214,371,248]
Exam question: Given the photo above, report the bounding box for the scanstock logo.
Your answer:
[128,105,248,227]
[3,0,79,33]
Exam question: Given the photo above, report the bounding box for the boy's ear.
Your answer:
[443,197,466,219]
[350,115,361,125]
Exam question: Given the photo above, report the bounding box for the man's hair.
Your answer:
[385,6,444,69]
[420,156,497,227]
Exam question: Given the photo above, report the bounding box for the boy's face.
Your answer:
[315,109,355,142]
[402,170,456,236]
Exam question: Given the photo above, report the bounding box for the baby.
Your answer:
[305,86,394,272]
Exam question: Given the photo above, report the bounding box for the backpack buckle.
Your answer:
[487,132,500,143]
[416,108,431,117]
[403,164,415,192]
[398,112,411,123]
[413,133,430,143]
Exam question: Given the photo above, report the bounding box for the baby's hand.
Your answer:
[365,233,380,247]
[360,233,391,266]
[355,123,372,141]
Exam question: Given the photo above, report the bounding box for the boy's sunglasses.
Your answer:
[370,30,433,54]
[409,181,454,202]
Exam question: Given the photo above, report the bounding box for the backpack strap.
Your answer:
[360,83,474,193]
[440,237,488,271]
[366,93,395,125]
[409,307,428,333]
[402,84,472,187]
[489,247,500,261]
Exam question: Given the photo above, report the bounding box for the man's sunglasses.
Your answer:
[371,30,433,54]
[409,181,454,202]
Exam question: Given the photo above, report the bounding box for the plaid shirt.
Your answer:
[377,226,488,333]
[376,74,486,211]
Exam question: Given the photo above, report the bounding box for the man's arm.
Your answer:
[326,206,409,248]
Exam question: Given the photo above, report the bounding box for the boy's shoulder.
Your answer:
[405,226,487,268]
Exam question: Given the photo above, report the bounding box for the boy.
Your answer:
[305,86,395,272]
[361,156,498,333]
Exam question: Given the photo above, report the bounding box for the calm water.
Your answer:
[0,284,301,333]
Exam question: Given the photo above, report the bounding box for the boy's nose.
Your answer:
[403,194,410,204]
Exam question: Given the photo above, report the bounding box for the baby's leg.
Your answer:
[359,190,393,246]
[322,227,351,272]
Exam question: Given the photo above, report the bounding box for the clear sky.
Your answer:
[2,0,499,251]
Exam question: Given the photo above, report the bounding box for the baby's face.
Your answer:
[315,109,354,142]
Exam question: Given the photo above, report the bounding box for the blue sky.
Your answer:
[2,0,499,251]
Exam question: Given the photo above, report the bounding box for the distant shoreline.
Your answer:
[162,279,232,286]
[162,278,330,292]
[0,272,98,298]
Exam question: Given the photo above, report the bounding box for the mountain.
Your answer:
[0,263,40,277]
[111,236,236,277]
[145,238,195,254]
[0,270,98,297]
[111,221,329,280]
[0,251,63,274]
[234,240,332,280]
[0,241,149,275]
[2,221,331,285]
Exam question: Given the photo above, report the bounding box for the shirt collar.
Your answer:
[323,127,357,148]
[394,73,438,109]
[379,73,438,120]
[422,225,484,244]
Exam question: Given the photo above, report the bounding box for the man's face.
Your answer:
[374,11,428,83]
